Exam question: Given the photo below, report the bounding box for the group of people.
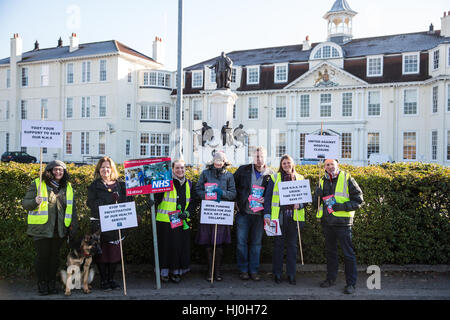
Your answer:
[22,147,364,296]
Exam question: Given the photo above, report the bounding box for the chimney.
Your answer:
[34,40,39,51]
[152,36,165,65]
[57,37,63,47]
[10,33,22,64]
[302,36,311,51]
[69,33,79,52]
[441,11,450,37]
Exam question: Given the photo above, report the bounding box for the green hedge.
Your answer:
[0,162,449,277]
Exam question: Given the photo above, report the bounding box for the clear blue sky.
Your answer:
[0,0,448,70]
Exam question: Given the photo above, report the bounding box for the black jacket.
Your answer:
[233,164,272,214]
[87,179,132,242]
[313,171,364,226]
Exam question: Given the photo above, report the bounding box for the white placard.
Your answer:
[200,200,234,226]
[304,134,340,159]
[278,180,312,205]
[21,120,63,148]
[99,201,138,232]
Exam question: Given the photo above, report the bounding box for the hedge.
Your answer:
[0,162,448,277]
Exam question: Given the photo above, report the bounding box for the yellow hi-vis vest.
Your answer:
[316,171,355,219]
[270,172,305,222]
[28,178,73,227]
[156,182,191,222]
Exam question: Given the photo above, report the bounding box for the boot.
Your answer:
[48,279,58,294]
[37,281,49,296]
[205,247,213,281]
[214,247,223,281]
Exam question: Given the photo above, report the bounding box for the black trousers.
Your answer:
[34,237,64,282]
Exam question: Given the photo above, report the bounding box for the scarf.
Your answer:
[173,174,186,185]
[280,169,296,213]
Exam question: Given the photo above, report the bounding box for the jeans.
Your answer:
[235,213,264,274]
[322,224,357,286]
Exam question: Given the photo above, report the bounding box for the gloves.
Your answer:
[211,187,223,203]
[332,203,347,212]
[179,211,188,220]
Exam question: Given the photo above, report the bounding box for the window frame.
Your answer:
[402,52,420,75]
[366,55,383,77]
[246,66,260,85]
[274,64,288,83]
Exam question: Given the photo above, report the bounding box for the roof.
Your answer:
[184,31,449,71]
[0,40,156,65]
[324,0,357,17]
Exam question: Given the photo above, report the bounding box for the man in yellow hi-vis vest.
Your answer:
[314,159,363,294]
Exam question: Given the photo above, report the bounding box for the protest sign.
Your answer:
[21,120,63,148]
[304,134,339,159]
[124,157,172,196]
[278,180,312,205]
[200,200,234,226]
[99,201,138,232]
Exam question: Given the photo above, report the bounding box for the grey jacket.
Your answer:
[195,166,236,201]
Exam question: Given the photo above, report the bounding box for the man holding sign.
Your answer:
[314,159,364,295]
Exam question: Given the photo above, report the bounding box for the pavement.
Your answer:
[1,264,449,301]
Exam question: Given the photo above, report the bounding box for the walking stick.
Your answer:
[210,224,218,285]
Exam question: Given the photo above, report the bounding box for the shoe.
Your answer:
[250,273,261,281]
[109,280,121,290]
[344,285,356,294]
[101,280,112,291]
[169,274,181,284]
[320,279,336,288]
[288,275,296,285]
[48,280,58,294]
[239,272,250,280]
[37,281,49,296]
[274,275,282,284]
[214,273,223,281]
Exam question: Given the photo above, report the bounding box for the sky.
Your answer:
[0,0,448,70]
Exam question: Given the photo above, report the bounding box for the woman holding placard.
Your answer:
[154,159,196,284]
[263,154,305,285]
[22,160,78,295]
[87,156,132,291]
[195,151,236,281]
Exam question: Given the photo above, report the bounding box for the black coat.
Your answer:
[87,179,132,242]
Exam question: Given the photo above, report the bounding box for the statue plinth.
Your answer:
[208,89,237,130]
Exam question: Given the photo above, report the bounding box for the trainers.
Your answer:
[239,272,250,280]
[320,279,336,288]
[344,285,356,294]
[250,273,261,281]
[109,280,121,290]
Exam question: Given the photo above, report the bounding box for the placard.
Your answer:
[21,120,63,148]
[304,134,339,159]
[200,200,234,226]
[124,157,172,196]
[99,201,138,232]
[278,180,312,205]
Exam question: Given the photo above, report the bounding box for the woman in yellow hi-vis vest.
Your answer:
[155,159,196,284]
[263,154,305,285]
[22,160,78,296]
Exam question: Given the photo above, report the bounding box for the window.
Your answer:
[66,97,73,118]
[367,132,380,158]
[40,99,48,119]
[274,64,288,83]
[82,61,91,83]
[126,103,131,118]
[20,100,27,119]
[299,133,306,158]
[367,56,383,77]
[233,104,236,119]
[342,93,352,117]
[447,131,450,161]
[403,132,417,160]
[247,134,257,157]
[192,71,203,88]
[41,65,49,86]
[140,133,170,157]
[320,93,331,117]
[341,133,352,159]
[231,68,236,83]
[448,84,450,112]
[275,133,286,157]
[140,104,170,121]
[5,101,10,120]
[98,132,106,155]
[81,132,90,155]
[99,96,106,117]
[128,69,132,83]
[125,139,131,156]
[368,91,381,116]
[299,94,310,117]
[403,53,419,74]
[431,130,438,161]
[210,68,216,83]
[247,66,259,84]
[6,69,10,88]
[99,60,107,81]
[5,133,9,152]
[248,97,259,119]
[275,96,286,118]
[403,89,418,115]
[81,97,91,118]
[432,86,438,113]
[65,132,72,154]
[313,45,341,59]
[433,50,439,70]
[193,99,202,120]
[66,63,74,84]
[21,67,28,87]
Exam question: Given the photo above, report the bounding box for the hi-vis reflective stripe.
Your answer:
[28,179,49,225]
[317,171,354,219]
[156,182,191,222]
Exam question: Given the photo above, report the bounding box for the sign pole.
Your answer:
[150,193,161,289]
[210,224,218,285]
[296,219,304,265]
[118,228,127,295]
[316,123,324,218]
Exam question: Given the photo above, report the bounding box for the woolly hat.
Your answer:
[45,160,67,172]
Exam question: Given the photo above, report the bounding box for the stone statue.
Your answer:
[221,121,234,146]
[208,52,233,89]
[233,124,248,148]
[201,122,214,146]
